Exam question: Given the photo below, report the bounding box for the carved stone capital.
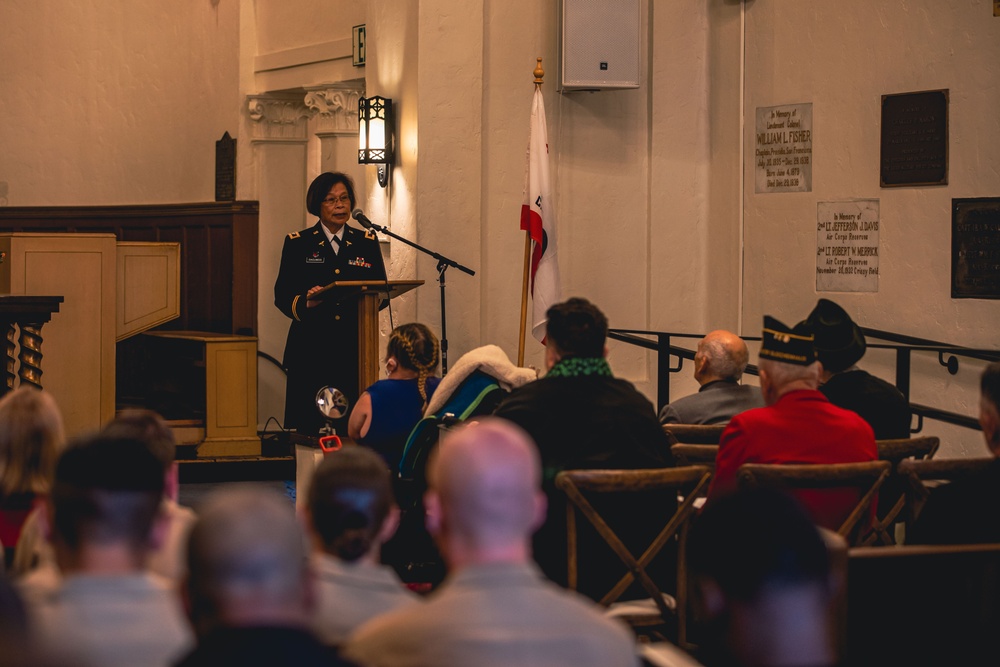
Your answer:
[246,94,313,142]
[305,84,364,136]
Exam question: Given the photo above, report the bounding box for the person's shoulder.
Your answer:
[343,601,429,660]
[344,224,379,246]
[284,223,322,242]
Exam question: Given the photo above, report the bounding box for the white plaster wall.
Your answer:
[743,0,1000,455]
[255,0,365,55]
[0,0,241,205]
[414,0,484,369]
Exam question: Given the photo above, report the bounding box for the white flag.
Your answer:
[520,87,562,343]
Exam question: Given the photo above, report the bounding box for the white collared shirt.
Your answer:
[322,225,346,254]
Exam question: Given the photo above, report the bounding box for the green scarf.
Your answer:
[545,356,613,378]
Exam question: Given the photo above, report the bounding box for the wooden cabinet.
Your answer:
[142,331,259,457]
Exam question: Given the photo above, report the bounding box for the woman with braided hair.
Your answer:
[348,323,441,471]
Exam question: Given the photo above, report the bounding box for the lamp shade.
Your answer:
[358,96,393,164]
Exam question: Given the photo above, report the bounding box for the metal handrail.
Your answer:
[608,327,998,434]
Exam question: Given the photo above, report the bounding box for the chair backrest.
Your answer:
[736,461,891,544]
[843,543,1000,664]
[876,436,940,464]
[669,444,718,475]
[896,456,996,526]
[555,465,712,647]
[662,424,726,445]
[860,436,941,545]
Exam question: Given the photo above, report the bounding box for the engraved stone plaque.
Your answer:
[953,197,1000,299]
[755,103,813,193]
[880,90,948,187]
[816,200,880,293]
[215,132,236,202]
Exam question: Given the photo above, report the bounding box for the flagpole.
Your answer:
[518,57,545,366]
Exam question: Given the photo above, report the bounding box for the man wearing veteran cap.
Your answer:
[805,298,911,440]
[705,315,877,531]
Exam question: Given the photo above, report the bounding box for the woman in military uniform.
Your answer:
[274,172,385,436]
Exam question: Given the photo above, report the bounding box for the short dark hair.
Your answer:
[982,362,1000,415]
[306,172,357,217]
[545,298,608,359]
[688,488,830,602]
[51,434,165,552]
[308,446,394,562]
[102,409,176,469]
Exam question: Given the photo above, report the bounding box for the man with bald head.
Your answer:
[177,487,352,666]
[344,418,640,667]
[659,329,764,425]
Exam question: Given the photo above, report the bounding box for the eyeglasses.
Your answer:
[322,195,351,206]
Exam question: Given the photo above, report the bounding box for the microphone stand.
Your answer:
[360,219,475,375]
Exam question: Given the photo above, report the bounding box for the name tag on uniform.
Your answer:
[306,251,325,264]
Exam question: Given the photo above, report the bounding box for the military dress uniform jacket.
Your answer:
[274,222,385,435]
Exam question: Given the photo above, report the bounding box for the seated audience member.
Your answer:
[179,486,353,666]
[688,488,840,667]
[805,298,911,440]
[101,409,196,580]
[349,322,441,471]
[0,388,64,569]
[306,446,421,645]
[658,330,764,425]
[15,409,197,586]
[25,434,193,667]
[344,418,640,667]
[706,316,877,531]
[908,361,1000,544]
[493,297,673,598]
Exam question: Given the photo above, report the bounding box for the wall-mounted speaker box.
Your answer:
[560,0,641,91]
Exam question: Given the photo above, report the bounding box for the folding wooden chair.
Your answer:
[859,436,940,545]
[662,424,726,445]
[736,461,891,545]
[897,457,996,531]
[669,444,718,474]
[554,465,712,648]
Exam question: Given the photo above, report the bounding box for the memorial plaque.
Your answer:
[755,103,812,193]
[215,132,236,202]
[880,90,948,187]
[952,197,1000,299]
[816,199,880,293]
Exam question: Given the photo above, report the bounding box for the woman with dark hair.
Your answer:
[306,446,420,645]
[274,171,386,435]
[348,323,441,471]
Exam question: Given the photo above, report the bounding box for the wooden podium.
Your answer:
[317,279,423,393]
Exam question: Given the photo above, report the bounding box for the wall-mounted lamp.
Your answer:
[358,95,394,188]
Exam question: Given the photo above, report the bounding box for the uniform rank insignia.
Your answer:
[364,229,377,241]
[287,231,301,239]
[306,251,325,264]
[348,257,372,268]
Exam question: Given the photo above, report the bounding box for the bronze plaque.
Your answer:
[215,132,236,202]
[953,197,1000,299]
[880,89,948,187]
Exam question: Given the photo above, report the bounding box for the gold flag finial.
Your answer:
[533,57,544,85]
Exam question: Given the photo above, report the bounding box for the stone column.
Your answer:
[245,93,313,430]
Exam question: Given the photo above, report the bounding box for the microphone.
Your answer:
[352,208,375,230]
